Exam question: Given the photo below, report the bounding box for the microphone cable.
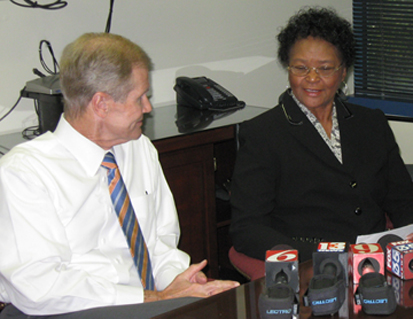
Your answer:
[38,40,59,75]
[9,0,67,10]
[105,0,115,33]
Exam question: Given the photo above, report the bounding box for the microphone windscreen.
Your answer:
[360,258,376,275]
[378,234,403,251]
[265,250,299,292]
[274,270,288,285]
[350,243,384,284]
[323,262,338,277]
[312,243,348,285]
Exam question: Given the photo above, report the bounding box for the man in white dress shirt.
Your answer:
[0,33,238,319]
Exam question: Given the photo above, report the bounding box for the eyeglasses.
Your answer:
[288,64,343,77]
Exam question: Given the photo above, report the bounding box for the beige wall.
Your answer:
[389,121,413,164]
[0,0,351,134]
[3,0,412,163]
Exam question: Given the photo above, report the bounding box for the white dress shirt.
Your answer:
[0,116,190,315]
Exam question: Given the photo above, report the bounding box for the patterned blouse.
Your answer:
[292,93,343,164]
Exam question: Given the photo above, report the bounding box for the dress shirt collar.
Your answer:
[54,115,107,177]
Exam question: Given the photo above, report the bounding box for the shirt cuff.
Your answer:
[115,284,144,305]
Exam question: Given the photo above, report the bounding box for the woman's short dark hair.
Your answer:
[277,7,355,69]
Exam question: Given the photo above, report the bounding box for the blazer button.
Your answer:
[350,181,357,188]
[354,207,362,215]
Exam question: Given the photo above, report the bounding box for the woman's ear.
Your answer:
[91,92,112,118]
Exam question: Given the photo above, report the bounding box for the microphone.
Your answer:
[274,270,288,285]
[312,260,339,290]
[312,242,348,285]
[378,234,403,252]
[303,242,347,316]
[354,272,397,315]
[349,243,384,284]
[360,258,376,275]
[264,250,299,292]
[350,242,397,315]
[351,258,378,315]
[323,262,337,276]
[385,239,413,280]
[258,250,299,319]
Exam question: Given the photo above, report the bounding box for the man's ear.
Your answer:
[91,92,112,118]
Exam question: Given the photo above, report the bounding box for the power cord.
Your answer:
[22,98,41,139]
[3,0,114,137]
[0,87,38,140]
[0,39,58,134]
[0,87,25,123]
[22,125,41,139]
[9,0,67,10]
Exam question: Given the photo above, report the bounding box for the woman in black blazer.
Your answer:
[230,7,413,262]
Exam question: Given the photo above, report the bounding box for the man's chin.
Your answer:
[131,130,143,141]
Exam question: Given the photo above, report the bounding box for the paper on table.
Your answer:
[356,224,413,244]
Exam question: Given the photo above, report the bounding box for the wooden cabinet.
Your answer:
[146,105,268,279]
[153,126,235,278]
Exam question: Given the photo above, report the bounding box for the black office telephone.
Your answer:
[173,76,245,111]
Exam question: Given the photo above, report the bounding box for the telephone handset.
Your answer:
[173,76,245,111]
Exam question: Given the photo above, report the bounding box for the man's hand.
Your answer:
[188,260,208,285]
[144,260,240,302]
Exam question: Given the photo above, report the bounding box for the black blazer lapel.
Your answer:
[281,92,344,171]
[336,98,360,174]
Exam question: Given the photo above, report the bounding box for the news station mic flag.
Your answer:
[258,250,299,319]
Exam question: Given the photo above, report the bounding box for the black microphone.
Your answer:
[311,260,338,290]
[265,250,299,292]
[259,278,299,318]
[322,260,338,277]
[274,270,288,285]
[258,250,299,319]
[304,243,347,316]
[378,234,403,252]
[304,258,346,316]
[360,258,377,275]
[266,270,294,299]
[354,272,397,315]
[350,238,398,315]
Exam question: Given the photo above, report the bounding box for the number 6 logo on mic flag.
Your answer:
[266,250,298,262]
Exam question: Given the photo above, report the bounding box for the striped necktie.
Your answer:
[101,152,155,290]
